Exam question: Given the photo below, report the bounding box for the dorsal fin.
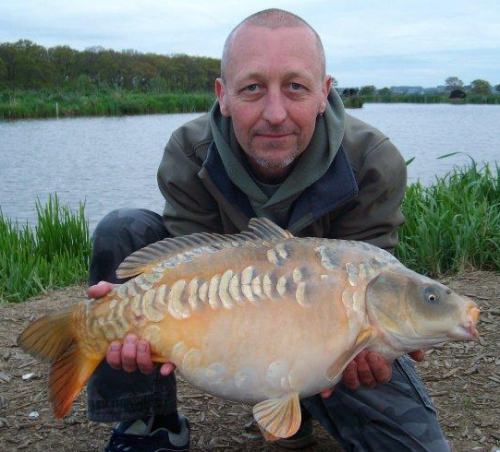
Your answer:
[116,218,294,279]
[247,218,294,241]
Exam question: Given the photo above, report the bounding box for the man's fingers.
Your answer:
[409,350,425,362]
[136,340,155,374]
[106,341,122,369]
[320,388,334,399]
[356,352,376,388]
[121,334,138,373]
[366,352,392,384]
[160,362,177,376]
[342,361,360,390]
[87,281,116,299]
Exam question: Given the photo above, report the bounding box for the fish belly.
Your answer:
[169,290,360,403]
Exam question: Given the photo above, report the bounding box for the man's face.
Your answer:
[215,25,332,182]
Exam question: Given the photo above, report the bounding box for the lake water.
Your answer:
[1,104,499,231]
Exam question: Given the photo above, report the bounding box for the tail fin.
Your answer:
[18,307,101,418]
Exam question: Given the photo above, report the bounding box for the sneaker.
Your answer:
[275,417,316,450]
[105,414,190,452]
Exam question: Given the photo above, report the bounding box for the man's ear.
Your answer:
[319,75,333,113]
[215,78,230,117]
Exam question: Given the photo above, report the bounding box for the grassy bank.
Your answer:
[0,196,91,303]
[1,163,498,303]
[395,162,499,275]
[2,89,500,120]
[0,89,215,119]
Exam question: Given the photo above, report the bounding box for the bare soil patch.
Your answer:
[0,272,498,451]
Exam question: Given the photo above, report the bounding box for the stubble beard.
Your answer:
[251,141,302,170]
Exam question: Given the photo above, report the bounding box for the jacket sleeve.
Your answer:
[157,133,223,237]
[330,139,407,251]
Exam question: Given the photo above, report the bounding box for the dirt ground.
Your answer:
[0,271,498,452]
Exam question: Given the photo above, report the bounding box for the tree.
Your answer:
[48,45,78,87]
[0,39,223,93]
[495,84,500,93]
[75,74,93,93]
[359,85,376,96]
[470,79,492,95]
[445,76,464,91]
[0,40,55,88]
[378,87,392,96]
[0,56,7,84]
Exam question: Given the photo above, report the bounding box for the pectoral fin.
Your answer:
[326,326,375,382]
[253,392,301,440]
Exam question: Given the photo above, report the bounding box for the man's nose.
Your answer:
[262,91,287,124]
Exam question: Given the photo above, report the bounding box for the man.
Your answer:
[88,8,450,452]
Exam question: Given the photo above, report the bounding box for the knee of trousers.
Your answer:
[90,208,168,276]
[89,208,168,285]
[92,208,167,245]
[94,208,147,237]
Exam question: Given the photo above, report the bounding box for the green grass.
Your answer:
[1,163,498,303]
[0,195,91,303]
[395,162,500,276]
[0,89,216,119]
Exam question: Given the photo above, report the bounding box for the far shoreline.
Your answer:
[1,89,499,120]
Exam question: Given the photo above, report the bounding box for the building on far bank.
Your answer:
[390,86,425,95]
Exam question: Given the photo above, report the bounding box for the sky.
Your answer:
[1,0,499,88]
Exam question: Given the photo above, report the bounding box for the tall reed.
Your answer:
[395,162,500,275]
[0,195,91,303]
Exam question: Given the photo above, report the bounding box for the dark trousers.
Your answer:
[87,209,177,422]
[87,208,449,451]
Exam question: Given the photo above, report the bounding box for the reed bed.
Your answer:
[395,162,500,276]
[0,195,90,303]
[0,90,215,120]
[1,163,498,303]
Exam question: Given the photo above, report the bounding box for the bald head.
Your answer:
[221,9,326,82]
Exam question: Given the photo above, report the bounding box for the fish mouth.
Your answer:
[449,306,480,341]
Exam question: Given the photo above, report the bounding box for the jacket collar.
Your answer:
[199,142,359,234]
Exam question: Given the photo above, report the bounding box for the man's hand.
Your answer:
[87,280,116,299]
[341,350,391,390]
[320,349,425,398]
[87,281,176,376]
[408,350,425,362]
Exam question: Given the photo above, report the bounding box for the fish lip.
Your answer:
[448,322,479,341]
[466,305,480,340]
[468,306,480,323]
[448,305,480,341]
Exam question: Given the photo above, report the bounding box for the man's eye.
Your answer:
[290,82,304,91]
[245,84,259,92]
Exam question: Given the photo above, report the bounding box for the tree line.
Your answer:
[355,78,499,97]
[0,40,220,92]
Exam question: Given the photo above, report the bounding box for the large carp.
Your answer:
[18,218,479,440]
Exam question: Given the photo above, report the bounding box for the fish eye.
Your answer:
[428,293,438,303]
[424,287,439,304]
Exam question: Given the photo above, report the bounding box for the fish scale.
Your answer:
[17,218,480,442]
